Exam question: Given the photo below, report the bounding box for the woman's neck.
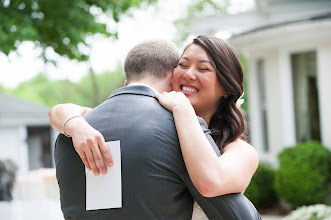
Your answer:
[200,113,214,127]
[195,106,218,127]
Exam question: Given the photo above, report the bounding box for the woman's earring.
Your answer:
[224,94,228,98]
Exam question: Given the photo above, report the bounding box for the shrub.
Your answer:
[244,162,278,209]
[275,141,331,208]
[284,204,331,220]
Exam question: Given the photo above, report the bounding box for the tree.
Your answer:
[0,0,156,104]
[0,0,156,61]
[174,0,230,46]
[3,66,125,108]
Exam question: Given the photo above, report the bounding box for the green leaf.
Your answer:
[0,0,157,62]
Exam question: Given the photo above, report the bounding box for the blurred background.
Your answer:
[1,0,331,219]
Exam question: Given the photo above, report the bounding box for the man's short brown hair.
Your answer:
[124,40,180,82]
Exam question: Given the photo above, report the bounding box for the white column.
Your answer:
[317,45,331,150]
[246,55,265,157]
[279,49,296,147]
[264,49,283,165]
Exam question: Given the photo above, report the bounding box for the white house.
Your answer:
[0,93,57,175]
[190,0,331,164]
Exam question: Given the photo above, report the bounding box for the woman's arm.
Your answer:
[48,104,113,175]
[155,92,259,197]
[49,103,92,134]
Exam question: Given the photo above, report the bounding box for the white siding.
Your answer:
[0,126,29,175]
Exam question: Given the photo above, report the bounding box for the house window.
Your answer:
[257,59,269,152]
[27,126,52,170]
[291,52,321,142]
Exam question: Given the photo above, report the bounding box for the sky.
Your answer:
[0,0,254,89]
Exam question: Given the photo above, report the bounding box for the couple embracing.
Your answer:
[49,35,261,219]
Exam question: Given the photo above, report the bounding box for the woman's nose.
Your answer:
[183,68,196,81]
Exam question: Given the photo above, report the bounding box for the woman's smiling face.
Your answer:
[172,44,225,118]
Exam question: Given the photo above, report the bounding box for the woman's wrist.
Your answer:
[63,116,87,137]
[173,102,196,117]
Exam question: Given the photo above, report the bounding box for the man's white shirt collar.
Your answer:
[128,83,159,95]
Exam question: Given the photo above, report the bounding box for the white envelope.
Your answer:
[86,140,122,210]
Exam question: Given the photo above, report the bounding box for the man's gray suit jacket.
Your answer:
[55,85,261,220]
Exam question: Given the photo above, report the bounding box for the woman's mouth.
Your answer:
[181,85,198,94]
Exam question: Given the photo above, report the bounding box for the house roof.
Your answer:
[0,93,50,126]
[190,0,331,38]
[233,12,331,38]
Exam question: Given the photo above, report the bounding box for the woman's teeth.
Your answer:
[182,86,198,93]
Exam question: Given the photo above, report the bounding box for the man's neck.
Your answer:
[128,82,159,94]
[127,78,171,94]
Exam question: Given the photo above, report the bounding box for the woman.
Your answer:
[155,36,258,197]
[49,36,259,217]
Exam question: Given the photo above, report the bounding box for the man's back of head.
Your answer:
[124,39,180,83]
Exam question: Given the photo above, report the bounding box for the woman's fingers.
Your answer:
[154,93,161,100]
[85,148,100,175]
[91,133,112,175]
[91,143,107,175]
[86,136,109,175]
[155,91,183,112]
[98,136,113,168]
[76,149,91,171]
[71,126,112,175]
[154,92,168,99]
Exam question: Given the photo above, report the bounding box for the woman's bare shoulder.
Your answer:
[223,139,259,160]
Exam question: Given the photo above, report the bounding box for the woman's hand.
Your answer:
[65,117,113,176]
[49,103,112,175]
[155,91,193,112]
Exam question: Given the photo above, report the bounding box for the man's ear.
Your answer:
[163,71,174,92]
[124,80,128,86]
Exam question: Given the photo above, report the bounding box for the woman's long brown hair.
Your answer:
[188,35,247,153]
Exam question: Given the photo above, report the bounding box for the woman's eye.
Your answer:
[178,63,188,68]
[199,68,209,71]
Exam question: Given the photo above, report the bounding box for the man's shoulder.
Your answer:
[100,89,173,118]
[85,89,176,139]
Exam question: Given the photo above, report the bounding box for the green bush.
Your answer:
[275,141,331,208]
[244,162,278,209]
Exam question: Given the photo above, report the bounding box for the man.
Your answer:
[53,40,260,219]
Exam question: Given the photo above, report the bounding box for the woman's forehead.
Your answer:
[181,44,210,61]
